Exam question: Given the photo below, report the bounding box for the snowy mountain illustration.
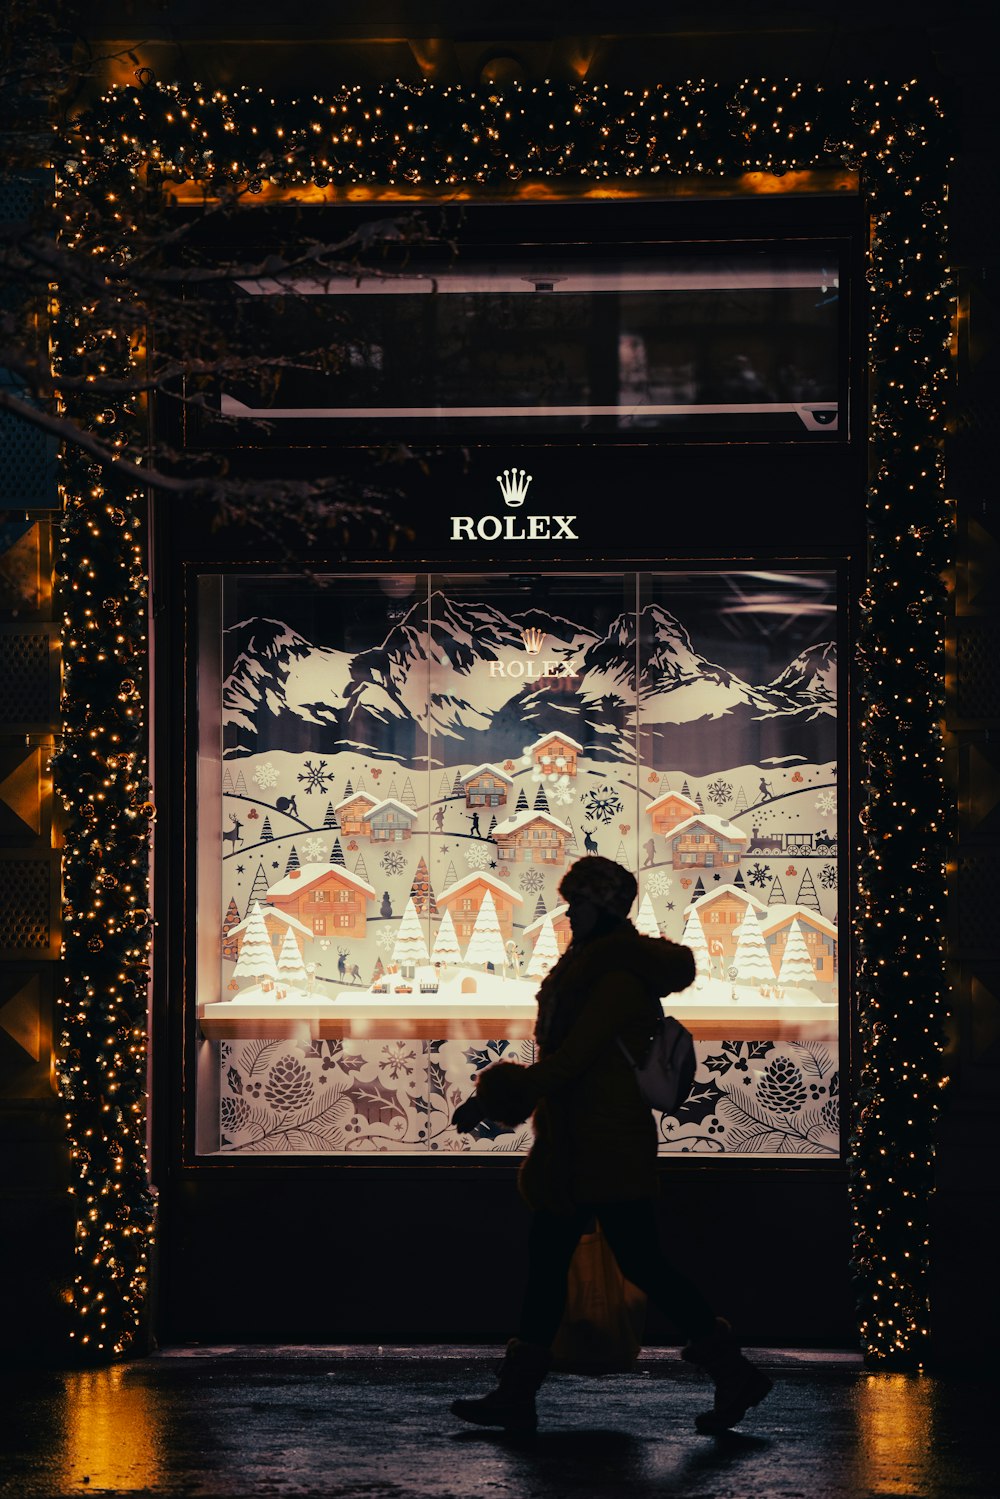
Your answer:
[222,597,836,773]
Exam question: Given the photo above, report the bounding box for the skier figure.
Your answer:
[450,855,772,1437]
[642,838,656,868]
[433,807,446,832]
[469,813,482,838]
[757,777,773,802]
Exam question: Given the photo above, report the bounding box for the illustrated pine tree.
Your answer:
[430,907,462,967]
[614,839,631,870]
[533,894,547,921]
[401,777,417,809]
[438,772,453,800]
[796,868,821,911]
[443,860,459,890]
[371,955,385,984]
[681,780,691,799]
[232,902,279,986]
[248,862,270,909]
[634,891,660,938]
[344,778,354,797]
[354,851,369,882]
[487,814,498,838]
[330,837,345,866]
[767,875,786,906]
[409,856,438,917]
[533,785,550,812]
[733,785,748,815]
[778,918,816,987]
[285,845,300,875]
[451,770,464,798]
[464,890,507,971]
[527,913,561,979]
[732,904,775,984]
[276,929,307,986]
[681,908,712,983]
[323,802,337,829]
[261,815,274,842]
[221,895,241,960]
[515,786,529,813]
[690,875,706,903]
[733,868,746,890]
[222,769,234,794]
[390,896,431,971]
[355,774,368,793]
[235,770,248,797]
[564,818,578,853]
[387,775,399,800]
[694,790,704,812]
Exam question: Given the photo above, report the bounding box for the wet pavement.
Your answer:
[0,1344,994,1498]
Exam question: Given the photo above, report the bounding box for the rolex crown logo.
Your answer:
[496,468,532,508]
[520,627,545,655]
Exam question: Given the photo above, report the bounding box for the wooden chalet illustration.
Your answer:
[334,790,378,837]
[264,862,376,940]
[460,764,513,810]
[527,731,583,777]
[761,907,838,984]
[686,885,769,965]
[523,902,572,957]
[668,814,748,870]
[492,809,572,866]
[229,906,314,962]
[362,798,417,842]
[645,790,701,838]
[437,871,524,943]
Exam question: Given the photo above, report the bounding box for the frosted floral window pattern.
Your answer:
[197,570,841,1159]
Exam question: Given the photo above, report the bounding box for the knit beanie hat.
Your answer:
[558,855,637,918]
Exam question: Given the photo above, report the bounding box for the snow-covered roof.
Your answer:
[528,731,584,754]
[646,790,700,816]
[460,763,514,786]
[523,903,568,937]
[229,906,313,939]
[686,883,768,915]
[334,790,377,813]
[266,862,376,898]
[760,905,837,939]
[492,809,572,839]
[438,870,525,906]
[668,814,749,843]
[362,798,417,821]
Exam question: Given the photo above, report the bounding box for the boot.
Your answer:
[681,1318,773,1434]
[450,1338,549,1434]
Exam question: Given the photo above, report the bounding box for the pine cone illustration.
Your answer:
[264,1054,314,1112]
[221,1095,251,1133]
[820,1094,840,1134]
[757,1055,807,1115]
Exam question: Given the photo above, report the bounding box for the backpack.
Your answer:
[616,1014,697,1115]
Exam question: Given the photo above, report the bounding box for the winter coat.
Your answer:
[474,922,695,1212]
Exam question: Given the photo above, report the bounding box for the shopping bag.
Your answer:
[549,1224,648,1374]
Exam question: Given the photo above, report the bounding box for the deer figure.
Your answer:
[222,813,243,850]
[337,948,349,980]
[583,828,599,855]
[348,962,362,985]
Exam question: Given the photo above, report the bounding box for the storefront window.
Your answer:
[196,568,842,1159]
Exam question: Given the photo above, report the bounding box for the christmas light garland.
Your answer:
[54,78,952,1364]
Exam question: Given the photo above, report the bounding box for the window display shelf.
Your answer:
[197,995,837,1043]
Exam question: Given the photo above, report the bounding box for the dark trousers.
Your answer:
[517,1197,717,1348]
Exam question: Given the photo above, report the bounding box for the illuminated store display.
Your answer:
[196,568,842,1158]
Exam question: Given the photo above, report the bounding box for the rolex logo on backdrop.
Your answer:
[449,469,578,542]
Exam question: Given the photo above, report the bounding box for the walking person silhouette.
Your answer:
[450,855,772,1436]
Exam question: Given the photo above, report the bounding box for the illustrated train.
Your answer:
[746,826,838,855]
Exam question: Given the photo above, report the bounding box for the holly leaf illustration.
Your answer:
[704,1052,733,1075]
[226,1065,243,1097]
[428,1058,449,1097]
[746,1041,775,1060]
[354,1078,403,1127]
[674,1077,726,1125]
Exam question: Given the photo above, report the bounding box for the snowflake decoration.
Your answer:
[379,1041,416,1081]
[747,862,771,888]
[380,849,407,876]
[707,778,732,807]
[816,790,837,815]
[519,869,545,894]
[582,785,623,825]
[646,870,672,897]
[297,758,333,795]
[464,842,494,870]
[253,761,278,790]
[819,863,838,890]
[300,836,326,862]
[550,782,574,806]
[376,928,396,951]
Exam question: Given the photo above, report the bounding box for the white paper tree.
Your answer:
[390,895,431,970]
[681,908,712,984]
[430,907,462,967]
[731,903,775,983]
[778,918,816,987]
[464,889,507,970]
[232,902,279,986]
[634,891,661,938]
[276,928,307,986]
[526,913,561,979]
